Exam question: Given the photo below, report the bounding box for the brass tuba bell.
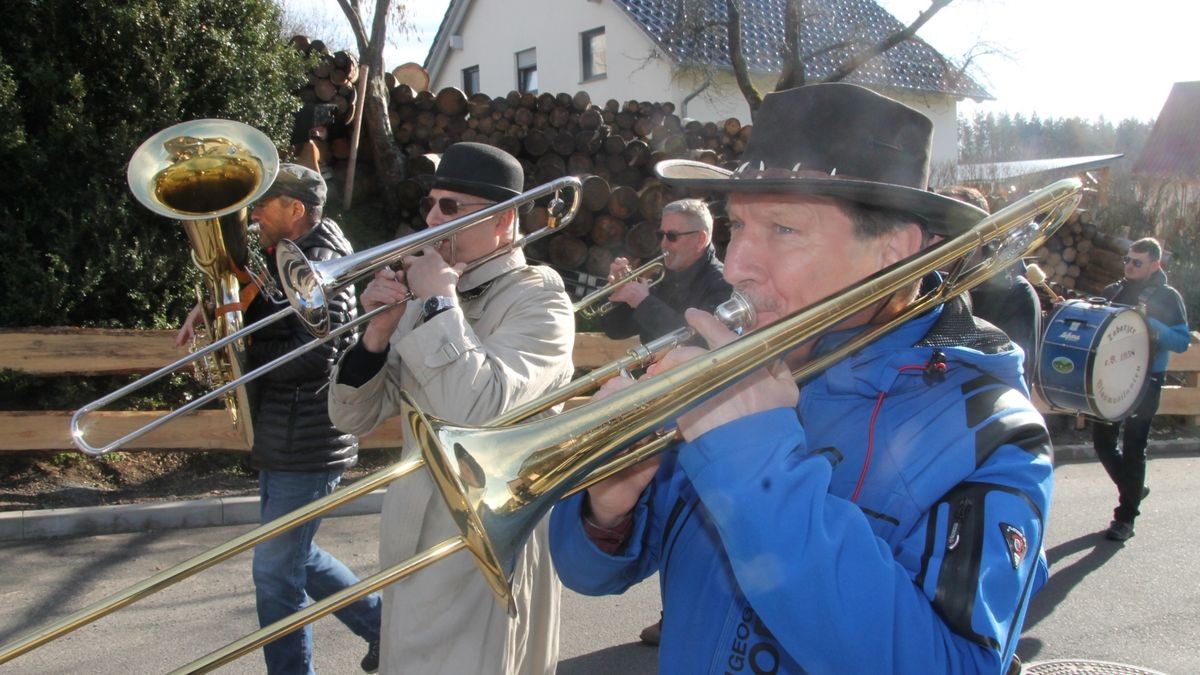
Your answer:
[126,119,281,449]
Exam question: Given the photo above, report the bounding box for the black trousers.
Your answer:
[1091,374,1164,524]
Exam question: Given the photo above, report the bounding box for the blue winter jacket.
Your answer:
[550,294,1053,674]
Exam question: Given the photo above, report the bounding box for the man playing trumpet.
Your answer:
[550,84,1053,674]
[599,199,732,345]
[328,143,575,674]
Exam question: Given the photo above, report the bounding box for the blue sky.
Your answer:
[293,0,1199,123]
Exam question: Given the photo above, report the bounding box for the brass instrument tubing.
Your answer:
[0,458,424,665]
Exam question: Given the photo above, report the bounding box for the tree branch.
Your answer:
[775,0,804,90]
[824,0,952,83]
[725,0,762,115]
[335,0,369,55]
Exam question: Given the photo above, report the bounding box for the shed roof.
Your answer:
[1132,81,1200,179]
[956,154,1125,185]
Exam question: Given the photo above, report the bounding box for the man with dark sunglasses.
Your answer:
[599,199,733,346]
[328,142,575,674]
[1093,237,1190,541]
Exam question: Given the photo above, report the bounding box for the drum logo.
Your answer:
[1055,330,1082,342]
[1051,356,1075,374]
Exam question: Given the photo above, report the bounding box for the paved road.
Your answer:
[1,456,1197,674]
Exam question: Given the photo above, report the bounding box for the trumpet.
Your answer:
[5,179,1081,672]
[70,174,584,456]
[574,253,668,319]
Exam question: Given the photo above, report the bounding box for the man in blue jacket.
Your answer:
[549,84,1053,674]
[1093,237,1190,541]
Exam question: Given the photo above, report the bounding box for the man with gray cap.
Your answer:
[329,143,575,674]
[176,163,382,674]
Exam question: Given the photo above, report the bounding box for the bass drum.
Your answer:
[1034,299,1151,421]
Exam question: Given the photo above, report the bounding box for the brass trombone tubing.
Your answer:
[13,180,1078,671]
[573,252,668,319]
[180,179,1081,673]
[8,284,726,666]
[69,176,584,457]
[280,175,584,335]
[0,457,423,665]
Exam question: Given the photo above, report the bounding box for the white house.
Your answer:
[424,0,990,165]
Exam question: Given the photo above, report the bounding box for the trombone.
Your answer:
[574,252,668,319]
[4,179,1081,672]
[70,174,584,456]
[0,294,756,671]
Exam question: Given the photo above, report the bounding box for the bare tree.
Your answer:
[667,0,962,118]
[335,0,411,209]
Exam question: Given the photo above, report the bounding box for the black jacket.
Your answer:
[600,246,733,343]
[244,218,359,472]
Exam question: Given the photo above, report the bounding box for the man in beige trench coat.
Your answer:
[329,142,575,674]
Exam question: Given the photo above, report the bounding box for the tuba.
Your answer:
[126,119,281,449]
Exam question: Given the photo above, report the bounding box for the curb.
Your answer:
[2,439,1197,542]
[0,489,386,542]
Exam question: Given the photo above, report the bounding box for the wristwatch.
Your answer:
[420,295,457,323]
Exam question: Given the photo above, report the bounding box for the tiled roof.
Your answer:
[611,0,990,100]
[1133,81,1200,179]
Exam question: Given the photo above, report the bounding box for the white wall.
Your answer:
[430,0,961,164]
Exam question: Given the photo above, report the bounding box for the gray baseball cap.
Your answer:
[264,163,327,206]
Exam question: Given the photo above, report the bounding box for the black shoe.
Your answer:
[361,638,380,673]
[1141,486,1150,501]
[1105,520,1135,541]
[639,618,663,646]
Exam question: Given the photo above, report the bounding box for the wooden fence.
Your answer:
[0,328,637,453]
[1,327,1198,453]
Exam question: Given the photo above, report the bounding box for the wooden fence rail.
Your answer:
[0,328,637,453]
[1,327,1197,452]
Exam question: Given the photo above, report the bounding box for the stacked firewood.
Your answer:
[1031,213,1127,297]
[383,83,752,273]
[290,36,361,163]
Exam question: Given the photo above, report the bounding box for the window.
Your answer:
[581,27,606,81]
[462,66,480,96]
[516,48,538,94]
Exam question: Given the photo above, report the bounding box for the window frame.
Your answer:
[462,65,480,96]
[516,47,538,94]
[580,26,607,82]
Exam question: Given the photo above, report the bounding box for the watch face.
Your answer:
[423,297,439,316]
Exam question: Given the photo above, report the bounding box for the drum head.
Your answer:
[1090,309,1151,420]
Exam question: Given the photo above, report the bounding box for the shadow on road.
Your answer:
[1017,530,1122,661]
[559,642,658,674]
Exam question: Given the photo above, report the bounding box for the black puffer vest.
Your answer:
[244,218,359,472]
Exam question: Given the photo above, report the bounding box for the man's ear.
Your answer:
[494,208,517,242]
[879,222,924,268]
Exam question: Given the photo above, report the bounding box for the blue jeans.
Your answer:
[253,469,381,674]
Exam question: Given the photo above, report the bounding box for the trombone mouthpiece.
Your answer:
[714,290,756,334]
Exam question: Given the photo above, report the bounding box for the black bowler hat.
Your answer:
[655,83,986,235]
[429,142,525,203]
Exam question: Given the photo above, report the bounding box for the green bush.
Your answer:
[0,0,308,330]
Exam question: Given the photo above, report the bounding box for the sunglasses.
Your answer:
[656,229,702,243]
[1122,256,1146,269]
[420,196,493,216]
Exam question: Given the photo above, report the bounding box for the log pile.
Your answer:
[291,36,361,166]
[288,36,753,279]
[1031,213,1128,298]
[381,84,751,274]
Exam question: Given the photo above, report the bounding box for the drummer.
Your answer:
[1091,237,1190,541]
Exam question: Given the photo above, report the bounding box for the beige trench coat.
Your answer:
[329,249,575,675]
